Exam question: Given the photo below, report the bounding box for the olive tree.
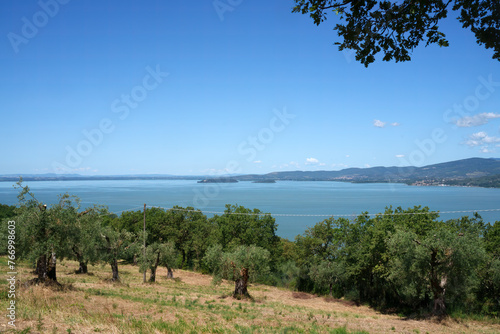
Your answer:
[99,226,134,282]
[14,181,81,284]
[204,244,270,299]
[69,206,107,274]
[139,241,178,282]
[387,222,486,316]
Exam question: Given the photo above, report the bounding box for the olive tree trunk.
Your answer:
[149,252,160,283]
[233,268,249,298]
[77,261,88,274]
[73,249,88,274]
[167,267,174,279]
[47,252,57,281]
[36,255,48,281]
[110,259,120,282]
[430,249,447,316]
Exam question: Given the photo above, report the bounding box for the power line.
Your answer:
[144,205,500,218]
[46,199,500,218]
[92,204,500,218]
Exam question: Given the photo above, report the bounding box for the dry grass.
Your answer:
[0,259,499,334]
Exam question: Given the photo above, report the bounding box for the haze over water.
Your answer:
[1,180,499,240]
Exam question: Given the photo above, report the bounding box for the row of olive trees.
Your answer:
[0,183,279,298]
[112,204,281,298]
[0,181,177,284]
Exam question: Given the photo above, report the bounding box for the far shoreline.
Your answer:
[0,177,498,189]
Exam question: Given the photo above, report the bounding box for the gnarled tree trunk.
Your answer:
[47,252,57,281]
[430,248,447,316]
[149,251,160,282]
[36,255,48,282]
[166,267,174,279]
[77,261,88,274]
[33,253,59,285]
[149,266,157,282]
[233,268,249,298]
[433,289,446,316]
[73,247,88,274]
[431,275,447,316]
[110,259,120,282]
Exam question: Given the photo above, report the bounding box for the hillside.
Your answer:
[3,259,499,334]
[441,174,500,188]
[238,158,500,185]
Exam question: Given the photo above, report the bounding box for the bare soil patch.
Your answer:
[292,291,315,299]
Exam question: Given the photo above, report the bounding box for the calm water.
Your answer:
[1,180,499,240]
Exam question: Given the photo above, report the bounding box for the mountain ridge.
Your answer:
[239,157,500,183]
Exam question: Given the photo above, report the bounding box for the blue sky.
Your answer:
[1,0,499,176]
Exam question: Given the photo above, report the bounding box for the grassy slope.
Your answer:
[0,258,499,334]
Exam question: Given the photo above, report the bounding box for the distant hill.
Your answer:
[2,158,500,187]
[442,174,500,188]
[237,158,500,185]
[0,174,201,182]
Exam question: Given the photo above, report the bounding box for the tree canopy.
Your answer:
[204,244,271,298]
[292,0,500,66]
[0,204,16,220]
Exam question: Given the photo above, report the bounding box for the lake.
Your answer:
[1,180,499,240]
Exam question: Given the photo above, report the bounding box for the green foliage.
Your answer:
[387,222,486,311]
[294,216,350,294]
[138,241,178,279]
[99,226,134,281]
[99,227,134,262]
[204,244,271,286]
[162,207,212,270]
[276,260,301,289]
[0,203,16,220]
[293,205,493,315]
[443,174,500,188]
[485,221,500,257]
[210,204,281,269]
[476,221,500,315]
[292,0,500,66]
[13,182,81,266]
[115,204,281,275]
[203,244,224,283]
[8,180,119,281]
[69,205,110,271]
[117,206,211,269]
[310,260,346,296]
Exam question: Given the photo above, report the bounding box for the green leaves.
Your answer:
[138,241,177,275]
[386,221,487,313]
[485,221,500,257]
[204,244,271,287]
[292,205,494,314]
[210,205,280,268]
[292,0,500,65]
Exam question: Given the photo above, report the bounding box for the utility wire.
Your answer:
[86,203,500,218]
[143,205,500,218]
